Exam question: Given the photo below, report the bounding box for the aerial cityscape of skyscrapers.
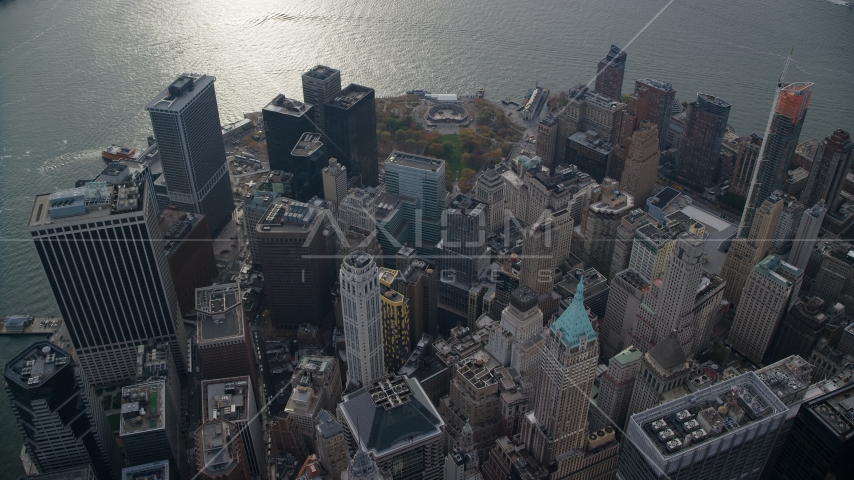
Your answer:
[4,41,854,480]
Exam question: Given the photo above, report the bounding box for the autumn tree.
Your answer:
[459,168,476,193]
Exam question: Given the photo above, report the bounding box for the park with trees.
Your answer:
[376,96,523,193]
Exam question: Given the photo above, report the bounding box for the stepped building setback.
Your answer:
[582,178,634,277]
[728,255,802,365]
[739,82,812,237]
[519,281,621,478]
[244,190,279,264]
[9,47,846,480]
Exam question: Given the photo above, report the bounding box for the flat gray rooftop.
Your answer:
[145,73,215,112]
[328,84,372,109]
[627,372,787,463]
[385,151,445,172]
[196,284,244,343]
[120,381,166,435]
[5,342,71,389]
[292,132,323,157]
[256,198,328,237]
[202,377,251,422]
[316,409,343,439]
[264,94,312,117]
[198,420,240,475]
[303,65,340,80]
[122,460,169,480]
[29,181,144,228]
[26,465,97,480]
[637,78,674,92]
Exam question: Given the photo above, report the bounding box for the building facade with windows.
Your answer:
[145,74,234,236]
[28,175,187,385]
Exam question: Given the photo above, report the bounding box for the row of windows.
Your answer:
[35,215,144,236]
[151,111,192,195]
[35,224,175,349]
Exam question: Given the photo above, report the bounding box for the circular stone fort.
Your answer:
[426,103,469,125]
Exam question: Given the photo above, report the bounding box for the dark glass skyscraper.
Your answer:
[324,84,379,187]
[256,198,337,327]
[676,93,731,187]
[771,296,828,361]
[634,78,677,151]
[146,74,234,236]
[4,342,121,480]
[435,195,486,334]
[262,94,314,172]
[437,194,488,285]
[288,132,327,201]
[596,44,627,102]
[765,381,854,480]
[802,129,853,212]
[740,82,812,237]
[565,130,614,182]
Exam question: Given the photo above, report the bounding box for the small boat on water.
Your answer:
[102,145,139,162]
[406,89,431,96]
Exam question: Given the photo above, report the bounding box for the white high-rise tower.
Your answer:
[341,251,385,387]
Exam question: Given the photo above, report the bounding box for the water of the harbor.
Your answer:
[0,0,852,474]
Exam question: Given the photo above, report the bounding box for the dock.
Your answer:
[0,315,62,336]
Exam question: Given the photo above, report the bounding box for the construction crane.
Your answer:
[735,49,794,239]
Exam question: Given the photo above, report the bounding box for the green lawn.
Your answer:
[440,134,465,177]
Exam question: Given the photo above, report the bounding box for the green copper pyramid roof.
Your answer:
[550,278,597,348]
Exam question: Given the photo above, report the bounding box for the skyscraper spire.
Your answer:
[521,274,619,477]
[549,277,597,348]
[458,419,479,469]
